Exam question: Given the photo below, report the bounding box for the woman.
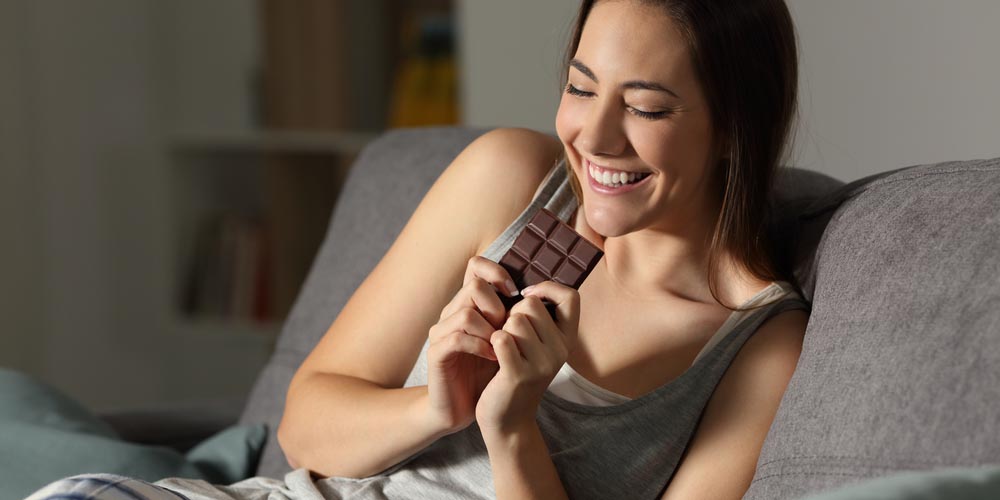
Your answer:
[28,0,807,499]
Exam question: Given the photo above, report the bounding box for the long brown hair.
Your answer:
[561,0,800,311]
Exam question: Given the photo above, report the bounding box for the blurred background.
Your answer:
[1,0,997,413]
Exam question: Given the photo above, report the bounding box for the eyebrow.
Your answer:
[569,58,682,99]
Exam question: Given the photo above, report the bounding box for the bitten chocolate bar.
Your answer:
[497,208,604,317]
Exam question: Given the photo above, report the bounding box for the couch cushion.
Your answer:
[746,157,1000,499]
[771,166,848,301]
[0,368,266,499]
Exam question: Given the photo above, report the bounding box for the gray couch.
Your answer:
[224,127,999,498]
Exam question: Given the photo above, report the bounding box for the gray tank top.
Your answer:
[155,161,810,499]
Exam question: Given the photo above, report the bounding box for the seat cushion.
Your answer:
[745,156,1000,499]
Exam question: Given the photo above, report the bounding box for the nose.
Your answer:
[576,97,628,158]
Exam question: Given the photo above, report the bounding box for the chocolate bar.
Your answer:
[497,208,604,319]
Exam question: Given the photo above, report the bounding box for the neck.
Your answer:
[599,219,714,304]
[584,186,764,307]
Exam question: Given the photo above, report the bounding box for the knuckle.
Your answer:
[507,313,526,330]
[458,307,479,323]
[446,332,465,350]
[492,330,508,344]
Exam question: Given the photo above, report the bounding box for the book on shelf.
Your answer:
[387,12,458,127]
[181,212,274,326]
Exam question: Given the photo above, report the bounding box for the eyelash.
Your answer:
[564,83,671,121]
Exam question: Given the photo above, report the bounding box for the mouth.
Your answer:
[584,159,653,194]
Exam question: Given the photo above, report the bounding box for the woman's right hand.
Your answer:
[426,256,519,435]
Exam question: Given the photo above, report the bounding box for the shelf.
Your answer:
[170,130,380,156]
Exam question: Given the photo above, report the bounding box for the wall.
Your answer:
[459,0,1000,183]
[788,0,1000,182]
[458,0,577,134]
[0,0,264,412]
[0,0,43,374]
[9,0,175,409]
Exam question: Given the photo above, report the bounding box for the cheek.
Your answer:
[555,96,583,146]
[628,125,673,166]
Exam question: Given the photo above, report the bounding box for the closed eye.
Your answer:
[628,108,671,120]
[565,83,673,121]
[564,83,593,98]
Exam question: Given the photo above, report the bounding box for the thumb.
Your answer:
[521,280,580,334]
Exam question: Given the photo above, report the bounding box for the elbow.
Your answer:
[276,414,301,470]
[277,370,313,470]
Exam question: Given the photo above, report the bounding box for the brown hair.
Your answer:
[561,0,800,311]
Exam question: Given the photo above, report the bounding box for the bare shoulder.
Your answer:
[661,308,809,499]
[456,128,564,253]
[290,127,563,389]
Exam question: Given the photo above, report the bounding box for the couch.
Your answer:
[100,127,1000,497]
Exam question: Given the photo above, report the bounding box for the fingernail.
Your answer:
[505,279,517,296]
[521,285,536,295]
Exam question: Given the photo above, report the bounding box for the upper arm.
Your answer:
[660,308,810,500]
[292,128,563,390]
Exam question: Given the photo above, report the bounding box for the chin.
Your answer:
[582,204,632,239]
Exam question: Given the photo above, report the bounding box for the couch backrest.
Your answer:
[239,126,844,477]
[745,156,1000,499]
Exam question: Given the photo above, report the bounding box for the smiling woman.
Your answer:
[26,1,809,500]
[558,0,801,313]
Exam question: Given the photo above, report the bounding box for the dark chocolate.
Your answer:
[497,208,603,319]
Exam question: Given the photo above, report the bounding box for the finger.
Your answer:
[502,312,546,364]
[510,296,565,351]
[491,330,525,371]
[463,256,519,297]
[431,306,497,343]
[520,281,580,343]
[432,330,497,361]
[455,305,502,342]
[468,278,510,329]
[439,277,507,328]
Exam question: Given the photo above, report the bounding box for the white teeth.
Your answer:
[589,163,647,188]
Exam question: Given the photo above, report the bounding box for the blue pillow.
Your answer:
[803,465,1000,500]
[0,368,266,500]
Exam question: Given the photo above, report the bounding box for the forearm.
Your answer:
[278,371,447,478]
[483,421,569,500]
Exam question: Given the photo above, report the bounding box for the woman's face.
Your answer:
[556,0,718,238]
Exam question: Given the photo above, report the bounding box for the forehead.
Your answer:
[575,1,693,83]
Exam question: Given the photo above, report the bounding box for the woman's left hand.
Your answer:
[475,280,580,438]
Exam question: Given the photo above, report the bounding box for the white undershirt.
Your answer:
[546,281,798,406]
